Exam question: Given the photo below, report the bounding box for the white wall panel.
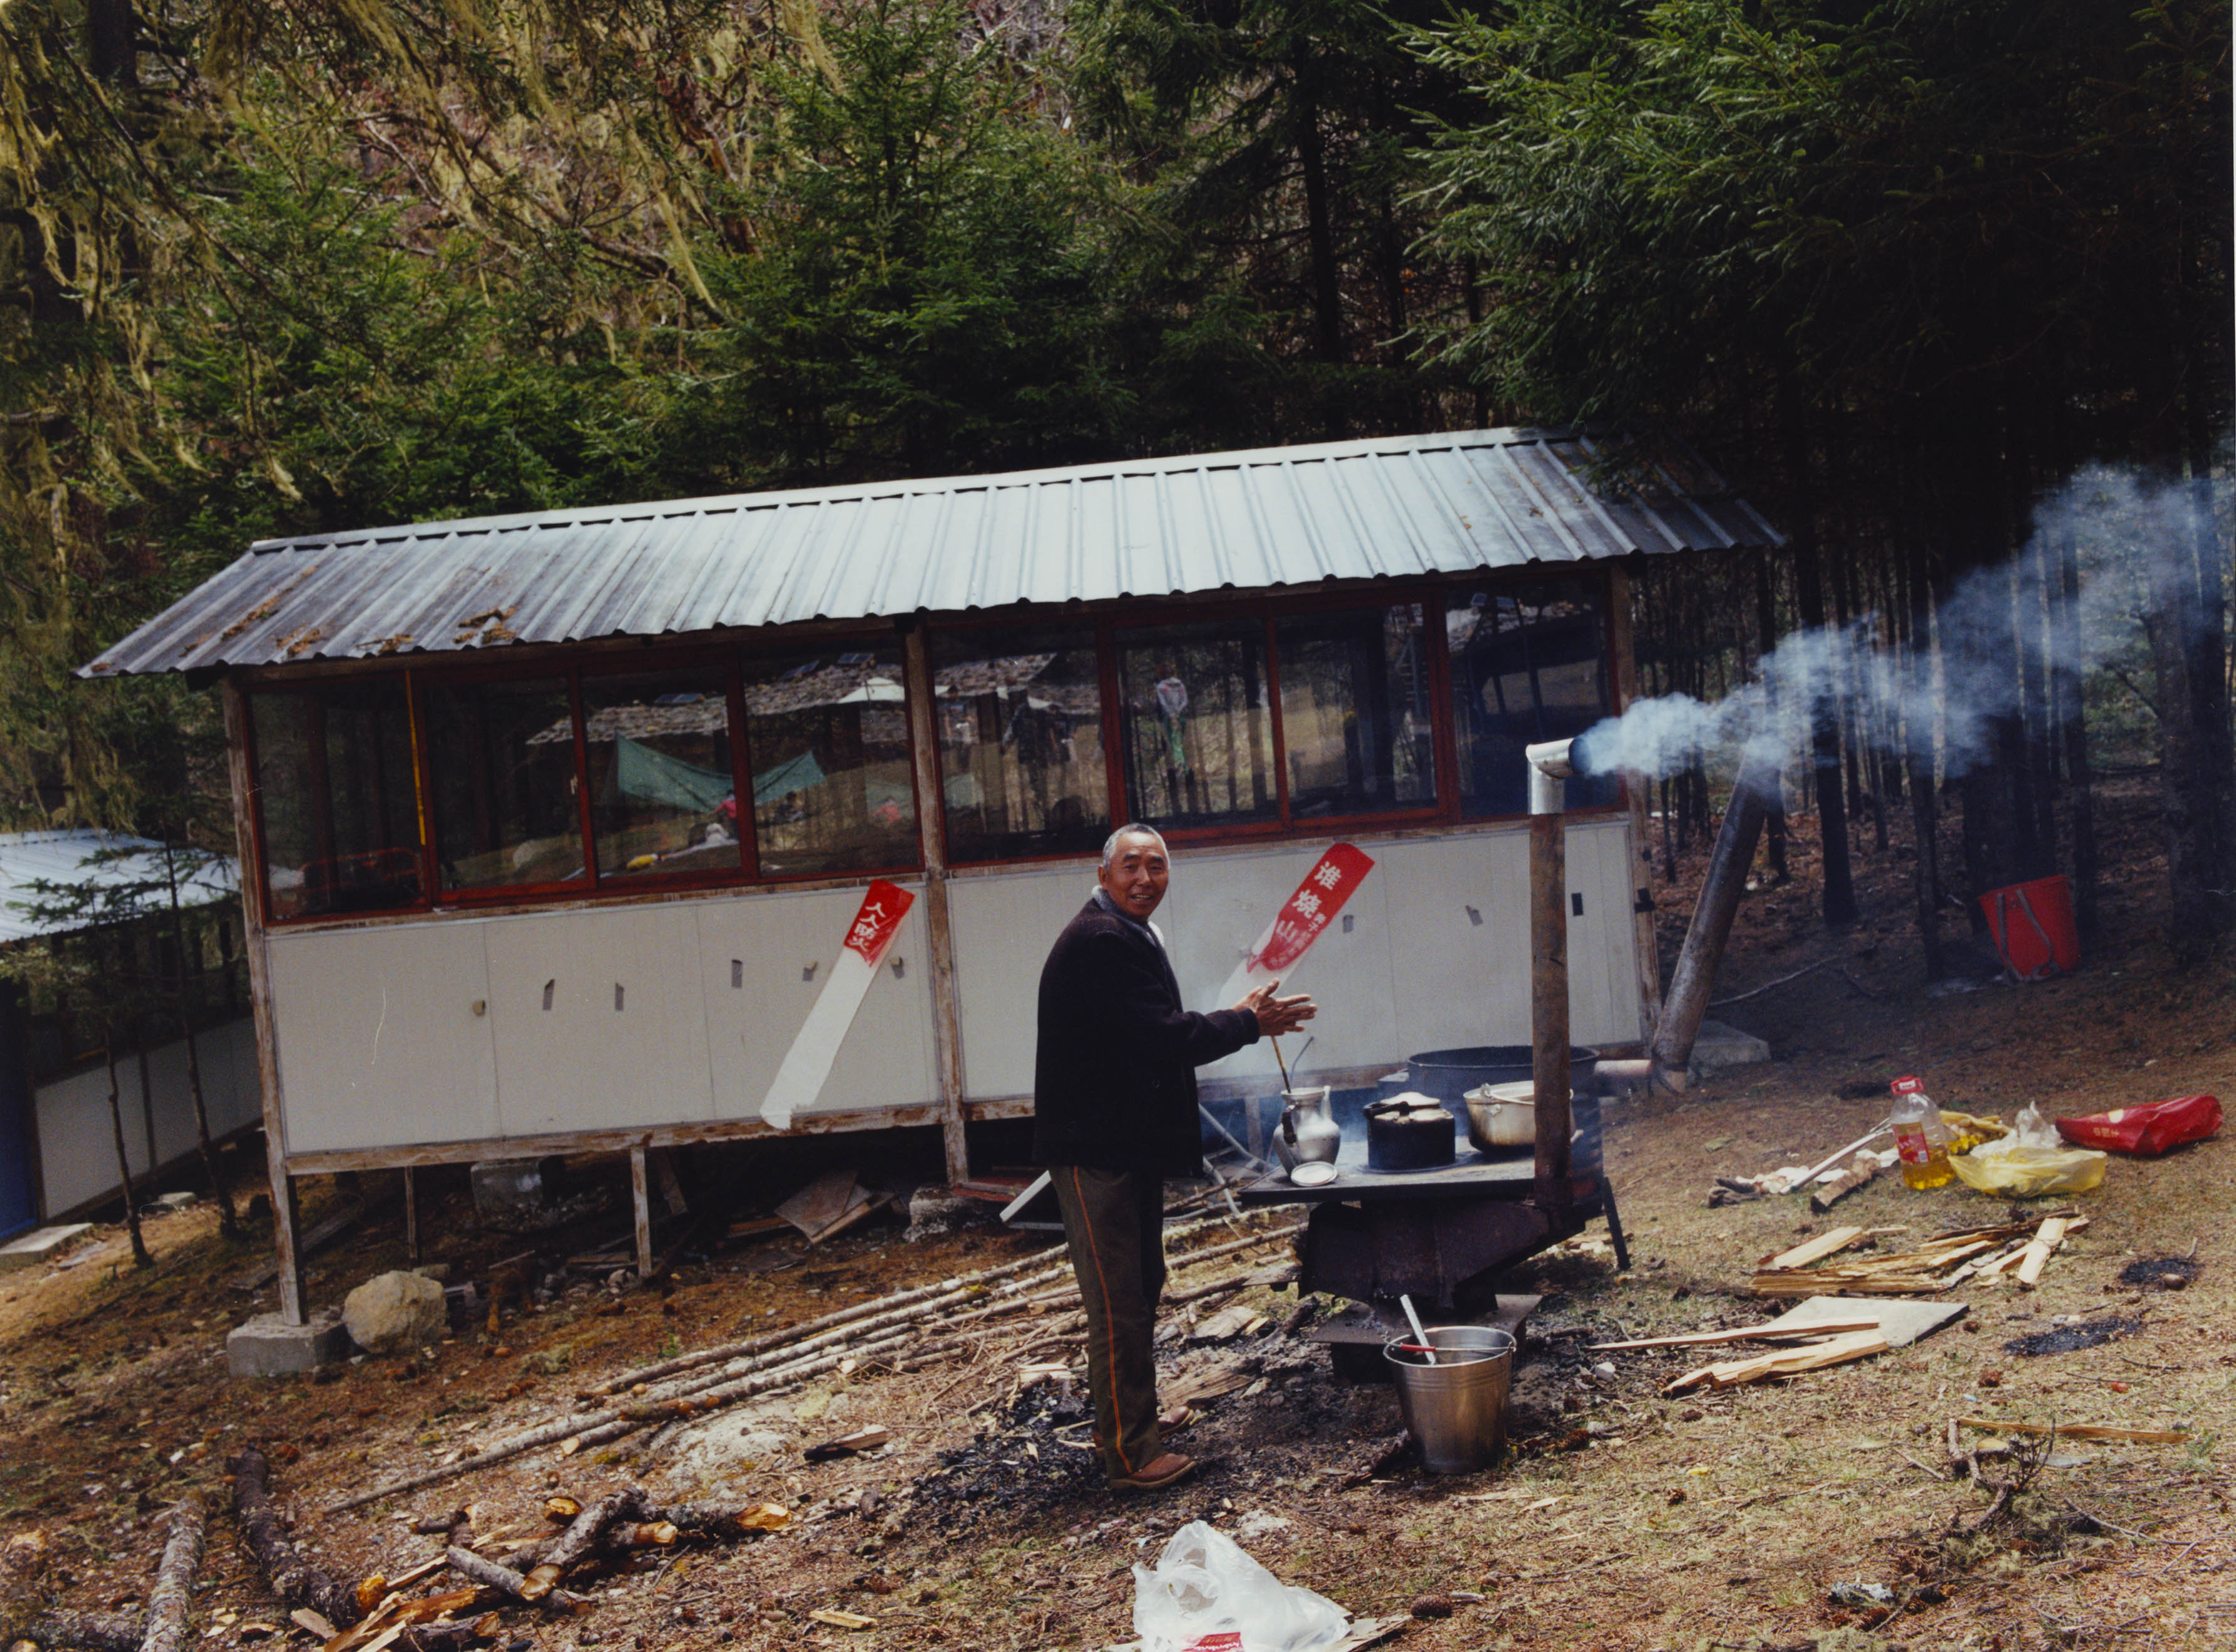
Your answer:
[484,904,716,1136]
[696,883,938,1122]
[270,923,498,1152]
[947,865,1100,1099]
[35,1062,147,1213]
[1384,832,1535,1056]
[1184,844,1398,1087]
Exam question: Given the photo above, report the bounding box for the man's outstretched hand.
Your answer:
[1236,976,1316,1038]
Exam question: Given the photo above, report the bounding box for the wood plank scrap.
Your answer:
[1665,1330,1890,1394]
[1957,1416,2188,1444]
[1762,1226,1868,1270]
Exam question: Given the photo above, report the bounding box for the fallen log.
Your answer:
[441,1550,584,1614]
[26,1614,144,1652]
[138,1497,204,1652]
[227,1450,359,1629]
[530,1490,647,1588]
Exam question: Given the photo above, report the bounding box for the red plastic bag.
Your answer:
[2055,1095,2221,1156]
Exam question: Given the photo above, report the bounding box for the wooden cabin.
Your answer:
[83,428,1777,1318]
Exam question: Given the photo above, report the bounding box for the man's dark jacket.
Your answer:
[1032,896,1261,1177]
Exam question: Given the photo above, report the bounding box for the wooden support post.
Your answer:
[222,683,304,1324]
[629,1144,652,1281]
[901,624,970,1187]
[403,1167,420,1265]
[1648,755,1781,1086]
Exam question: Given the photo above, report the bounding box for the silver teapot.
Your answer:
[1273,1085,1342,1170]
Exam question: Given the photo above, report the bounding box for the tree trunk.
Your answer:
[101,1039,152,1269]
[1754,552,1790,882]
[1292,77,1343,375]
[1778,365,1856,923]
[162,847,236,1235]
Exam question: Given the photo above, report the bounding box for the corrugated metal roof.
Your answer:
[0,830,238,945]
[83,427,1781,679]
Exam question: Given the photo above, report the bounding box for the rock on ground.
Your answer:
[341,1271,447,1354]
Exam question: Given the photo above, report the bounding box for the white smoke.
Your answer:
[1572,463,2229,790]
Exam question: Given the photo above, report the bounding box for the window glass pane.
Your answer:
[931,627,1110,861]
[1114,621,1277,827]
[427,678,587,890]
[581,670,742,881]
[1274,604,1436,818]
[742,649,918,878]
[250,680,423,919]
[1446,580,1618,817]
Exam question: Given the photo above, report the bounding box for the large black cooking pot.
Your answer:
[1395,1044,1601,1105]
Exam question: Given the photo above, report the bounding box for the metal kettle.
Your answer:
[1274,1085,1342,1170]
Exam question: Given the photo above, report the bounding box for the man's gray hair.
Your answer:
[1099,823,1168,868]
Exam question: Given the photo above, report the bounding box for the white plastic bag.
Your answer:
[1131,1521,1350,1652]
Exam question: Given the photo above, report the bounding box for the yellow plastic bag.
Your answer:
[1949,1136,2106,1197]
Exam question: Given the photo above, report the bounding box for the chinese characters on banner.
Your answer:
[1214,844,1375,1008]
[760,879,916,1130]
[841,881,910,967]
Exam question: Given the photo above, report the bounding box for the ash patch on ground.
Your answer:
[2003,1311,2146,1356]
[2117,1253,2200,1290]
[911,1384,1103,1527]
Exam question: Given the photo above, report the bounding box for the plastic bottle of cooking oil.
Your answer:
[1889,1076,1955,1189]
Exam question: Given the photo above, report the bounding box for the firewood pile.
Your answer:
[1747,1212,2087,1297]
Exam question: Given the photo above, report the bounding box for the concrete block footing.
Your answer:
[226,1309,350,1377]
[0,1224,93,1270]
[1690,1018,1773,1074]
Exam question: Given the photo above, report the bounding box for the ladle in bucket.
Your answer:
[1400,1294,1435,1365]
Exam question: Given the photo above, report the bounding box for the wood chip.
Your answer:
[2015,1217,2070,1288]
[808,1609,875,1629]
[289,1612,338,1642]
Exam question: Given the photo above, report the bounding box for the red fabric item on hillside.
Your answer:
[2055,1095,2221,1156]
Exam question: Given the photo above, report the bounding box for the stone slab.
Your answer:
[226,1309,350,1377]
[0,1224,93,1271]
[1690,1018,1772,1074]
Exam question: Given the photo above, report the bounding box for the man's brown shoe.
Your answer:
[1110,1451,1197,1492]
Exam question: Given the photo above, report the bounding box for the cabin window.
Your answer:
[1113,620,1279,829]
[1274,603,1436,819]
[580,669,744,881]
[931,626,1109,862]
[741,649,918,879]
[426,677,588,891]
[249,680,423,919]
[1446,580,1618,817]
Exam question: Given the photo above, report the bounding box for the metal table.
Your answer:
[1234,1099,1628,1310]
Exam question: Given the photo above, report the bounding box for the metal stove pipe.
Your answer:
[1523,739,1576,1211]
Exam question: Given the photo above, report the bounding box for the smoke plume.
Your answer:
[1572,463,2228,792]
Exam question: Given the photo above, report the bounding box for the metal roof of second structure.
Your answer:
[82,426,1780,678]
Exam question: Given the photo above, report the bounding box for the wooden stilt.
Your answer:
[403,1167,420,1265]
[901,624,970,1187]
[628,1145,652,1280]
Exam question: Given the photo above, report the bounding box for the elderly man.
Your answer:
[1034,824,1315,1491]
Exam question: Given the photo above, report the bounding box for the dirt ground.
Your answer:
[2,774,2231,1652]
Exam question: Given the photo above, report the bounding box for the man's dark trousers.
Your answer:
[1051,1163,1167,1480]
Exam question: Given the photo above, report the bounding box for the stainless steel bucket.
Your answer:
[1382,1325,1515,1474]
